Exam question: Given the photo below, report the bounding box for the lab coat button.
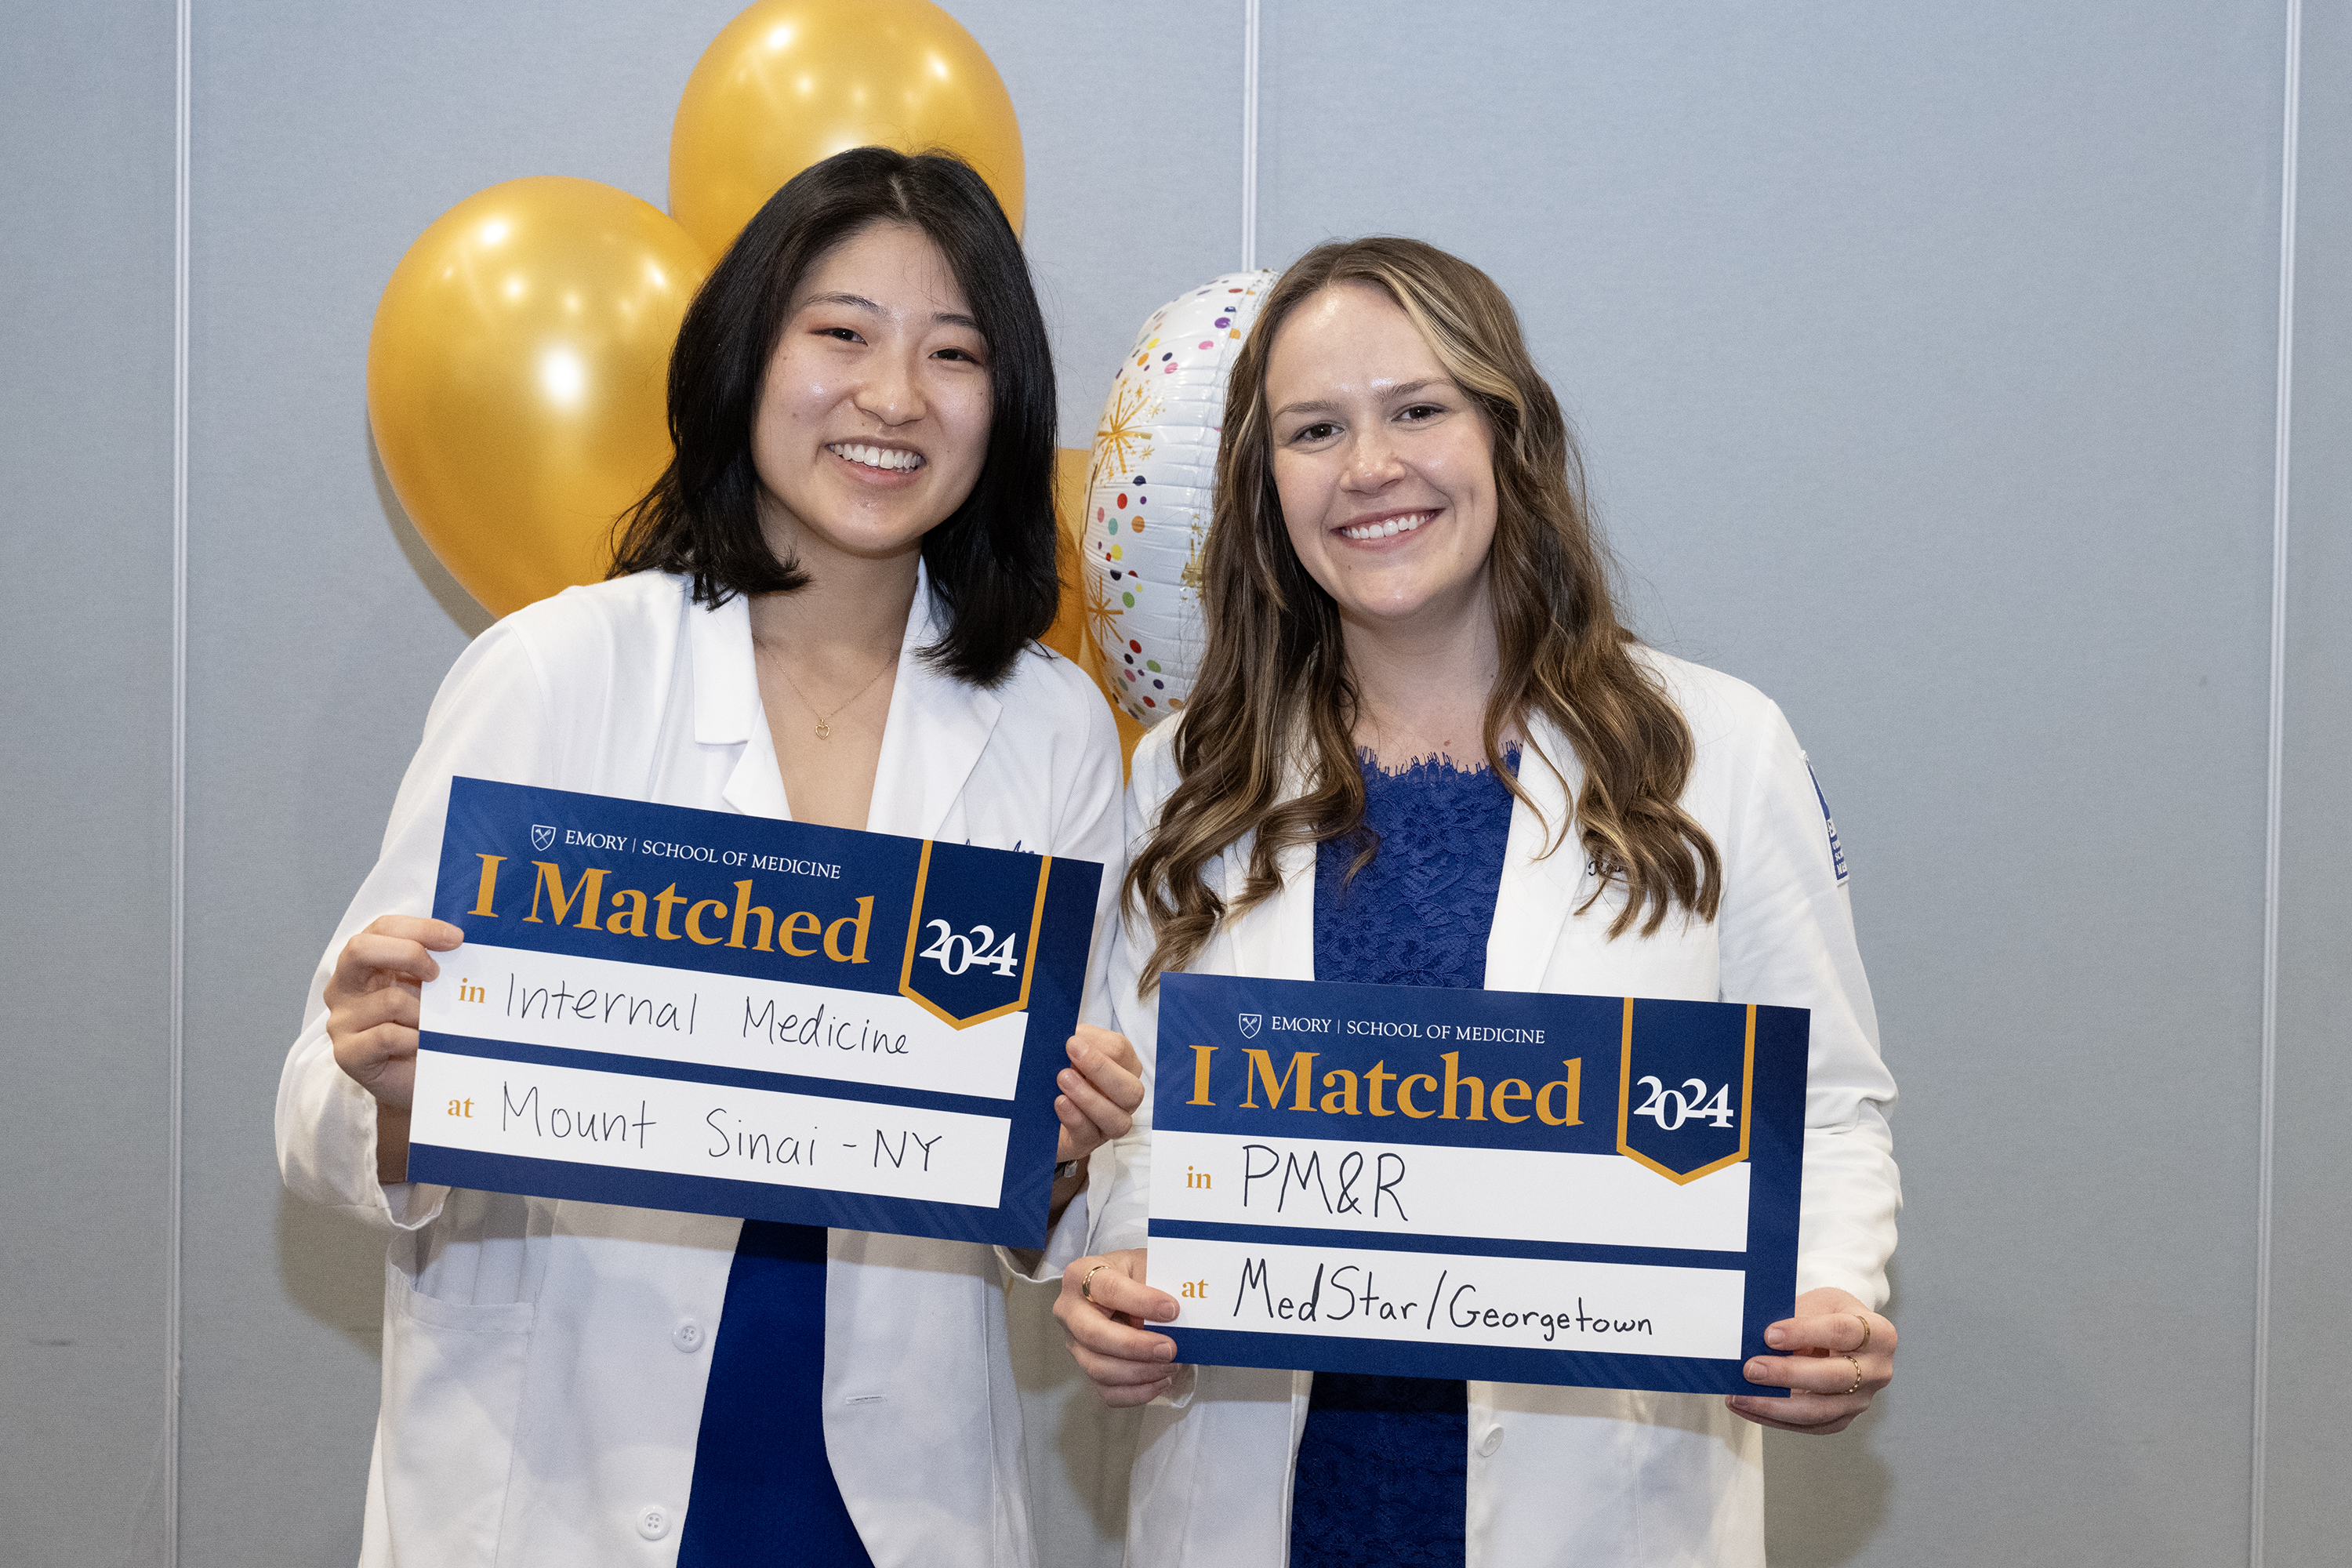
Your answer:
[671,1319,704,1352]
[636,1504,670,1541]
[1476,1424,1504,1457]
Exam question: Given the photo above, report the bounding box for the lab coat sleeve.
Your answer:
[274,609,580,1232]
[1699,677,1901,1310]
[1086,723,1183,1259]
[1002,655,1132,1279]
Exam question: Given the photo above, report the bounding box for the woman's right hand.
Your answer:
[1054,1248,1181,1406]
[325,915,464,1112]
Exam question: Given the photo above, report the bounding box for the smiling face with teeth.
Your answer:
[1263,281,1500,643]
[748,220,995,575]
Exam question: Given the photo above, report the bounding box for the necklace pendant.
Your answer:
[815,717,831,741]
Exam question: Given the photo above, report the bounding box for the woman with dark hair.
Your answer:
[1054,238,1902,1565]
[278,147,1140,1566]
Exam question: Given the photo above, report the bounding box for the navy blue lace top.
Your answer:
[1290,748,1517,1567]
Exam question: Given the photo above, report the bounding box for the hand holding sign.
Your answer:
[324,915,470,1182]
[1054,1025,1145,1167]
[1730,1287,1898,1433]
[1054,1247,1179,1407]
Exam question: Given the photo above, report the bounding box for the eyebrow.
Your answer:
[797,291,982,332]
[1272,379,1447,419]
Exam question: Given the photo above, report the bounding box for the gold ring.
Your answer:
[1080,1262,1110,1305]
[1853,1313,1873,1352]
[1843,1356,1864,1396]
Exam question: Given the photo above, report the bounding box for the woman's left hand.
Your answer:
[1053,1025,1144,1165]
[1726,1287,1896,1434]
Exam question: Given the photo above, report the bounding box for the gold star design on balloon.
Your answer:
[1080,558,1119,648]
[1087,376,1160,499]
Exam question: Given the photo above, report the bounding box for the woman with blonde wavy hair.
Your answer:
[1054,237,1902,1566]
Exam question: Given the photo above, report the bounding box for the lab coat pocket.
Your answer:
[377,1253,537,1566]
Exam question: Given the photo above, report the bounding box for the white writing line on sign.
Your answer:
[413,1050,1011,1207]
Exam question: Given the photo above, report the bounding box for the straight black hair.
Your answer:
[610,146,1059,687]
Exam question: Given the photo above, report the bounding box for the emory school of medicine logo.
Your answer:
[531,824,557,852]
[1237,1013,1262,1038]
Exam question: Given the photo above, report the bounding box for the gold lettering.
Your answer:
[1365,1061,1396,1116]
[824,895,874,963]
[470,854,504,916]
[652,884,688,940]
[1319,1069,1360,1116]
[1537,1058,1584,1127]
[684,898,728,946]
[779,910,822,956]
[526,862,608,927]
[1398,1073,1439,1118]
[1240,1048,1316,1111]
[1187,1044,1218,1105]
[728,880,775,951]
[604,888,648,937]
[1439,1051,1486,1120]
[1492,1078,1533,1123]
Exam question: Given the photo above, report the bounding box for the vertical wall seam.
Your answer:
[1241,0,1259,271]
[2253,2,2299,1565]
[167,0,190,1563]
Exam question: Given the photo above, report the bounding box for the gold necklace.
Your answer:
[770,644,900,741]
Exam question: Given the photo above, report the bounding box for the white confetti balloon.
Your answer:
[1081,270,1279,726]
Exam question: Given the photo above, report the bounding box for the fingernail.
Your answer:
[1744,1359,1767,1381]
[1766,1327,1787,1348]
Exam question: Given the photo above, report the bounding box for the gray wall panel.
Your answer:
[7,1,2336,1562]
[2265,0,2352,1559]
[0,4,180,1564]
[949,1,1247,448]
[1254,4,2279,1563]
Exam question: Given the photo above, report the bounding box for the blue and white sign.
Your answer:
[1146,974,1807,1395]
[407,778,1102,1247]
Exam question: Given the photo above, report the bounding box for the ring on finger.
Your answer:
[1080,1262,1110,1305]
[1853,1312,1872,1352]
[1843,1355,1864,1396]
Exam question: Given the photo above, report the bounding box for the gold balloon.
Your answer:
[669,0,1025,259]
[368,176,709,618]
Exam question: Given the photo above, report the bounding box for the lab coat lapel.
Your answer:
[1484,719,1592,993]
[1212,735,1319,983]
[688,591,794,821]
[1216,835,1317,982]
[865,564,999,840]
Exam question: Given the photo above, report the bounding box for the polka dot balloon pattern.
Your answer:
[1080,270,1279,726]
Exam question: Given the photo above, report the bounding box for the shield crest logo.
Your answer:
[531,824,557,852]
[1236,1013,1262,1038]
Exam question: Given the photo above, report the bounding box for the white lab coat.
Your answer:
[1089,649,1900,1568]
[276,568,1126,1568]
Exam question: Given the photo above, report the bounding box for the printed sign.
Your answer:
[407,778,1102,1247]
[1146,974,1806,1395]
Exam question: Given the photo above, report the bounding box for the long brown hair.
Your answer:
[1124,237,1721,988]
